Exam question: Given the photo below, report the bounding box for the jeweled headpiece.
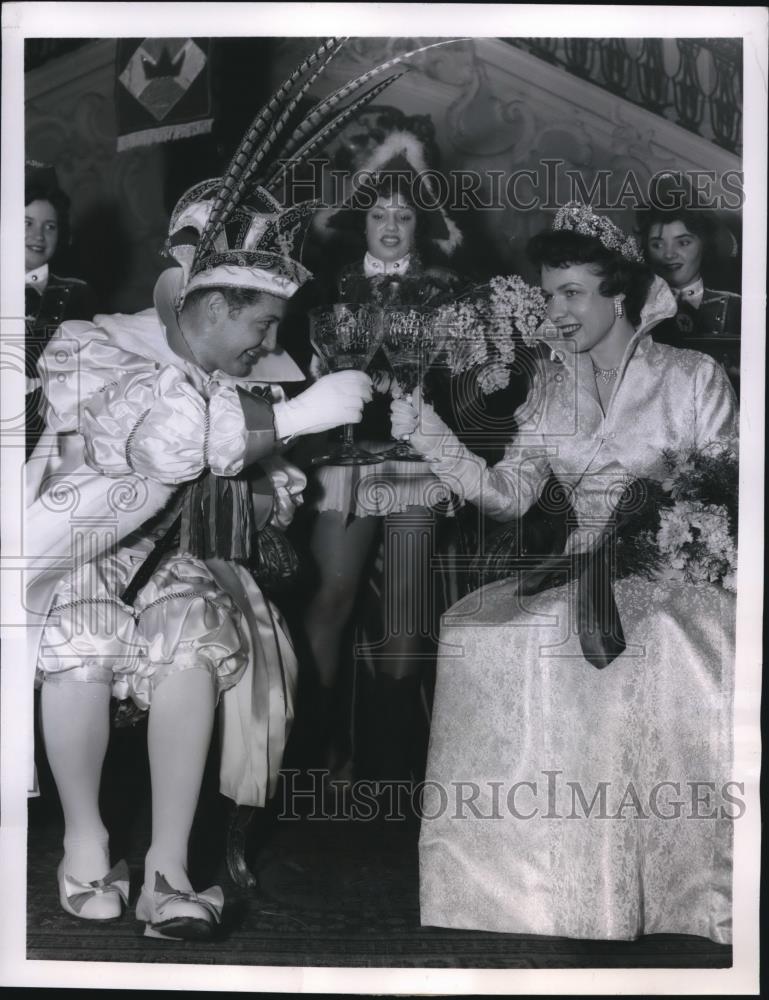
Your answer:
[162,37,466,308]
[553,202,644,264]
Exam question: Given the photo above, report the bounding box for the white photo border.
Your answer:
[1,3,765,994]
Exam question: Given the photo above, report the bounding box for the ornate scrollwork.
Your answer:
[505,37,741,154]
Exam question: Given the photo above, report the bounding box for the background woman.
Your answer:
[637,192,741,391]
[296,131,467,790]
[393,204,737,942]
[25,160,96,458]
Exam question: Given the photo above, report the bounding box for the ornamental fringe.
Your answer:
[117,118,214,152]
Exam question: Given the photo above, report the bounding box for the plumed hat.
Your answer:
[322,128,463,255]
[160,37,466,309]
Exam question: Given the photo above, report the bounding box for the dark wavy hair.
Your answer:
[329,172,442,264]
[25,178,71,250]
[636,206,721,260]
[527,230,654,328]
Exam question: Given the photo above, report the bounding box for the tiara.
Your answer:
[553,202,644,263]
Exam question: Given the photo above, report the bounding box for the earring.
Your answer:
[614,298,624,318]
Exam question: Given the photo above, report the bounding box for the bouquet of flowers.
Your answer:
[614,441,738,591]
[431,275,547,394]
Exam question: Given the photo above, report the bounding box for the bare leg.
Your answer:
[302,511,381,778]
[143,667,215,893]
[303,511,381,689]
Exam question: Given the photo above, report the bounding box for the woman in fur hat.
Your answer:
[297,131,469,794]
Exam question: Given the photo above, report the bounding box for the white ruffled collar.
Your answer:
[25,263,49,291]
[363,252,411,277]
[672,276,704,308]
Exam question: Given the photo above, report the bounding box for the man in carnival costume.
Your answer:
[24,38,454,940]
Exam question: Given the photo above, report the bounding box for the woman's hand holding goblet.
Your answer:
[380,306,435,461]
[390,386,453,462]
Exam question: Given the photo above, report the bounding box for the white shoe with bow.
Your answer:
[57,858,130,921]
[136,872,224,940]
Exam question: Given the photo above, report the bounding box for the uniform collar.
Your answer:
[672,276,704,309]
[363,252,411,277]
[25,263,49,292]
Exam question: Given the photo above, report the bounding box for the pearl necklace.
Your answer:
[592,362,619,383]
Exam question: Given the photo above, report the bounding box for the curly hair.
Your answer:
[341,171,439,262]
[527,230,654,328]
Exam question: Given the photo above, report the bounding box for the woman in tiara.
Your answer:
[392,204,737,943]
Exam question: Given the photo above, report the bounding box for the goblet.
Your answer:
[308,302,385,466]
[380,306,435,462]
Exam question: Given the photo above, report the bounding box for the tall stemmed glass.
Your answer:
[308,302,385,466]
[380,306,436,462]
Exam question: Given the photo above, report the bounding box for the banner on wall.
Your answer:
[115,38,213,151]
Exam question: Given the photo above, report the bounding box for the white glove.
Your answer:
[259,456,307,530]
[272,371,372,440]
[390,395,419,441]
[391,387,454,459]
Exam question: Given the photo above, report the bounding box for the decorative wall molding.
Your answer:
[276,36,742,275]
[26,40,169,314]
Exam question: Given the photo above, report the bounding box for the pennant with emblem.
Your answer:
[115,38,213,152]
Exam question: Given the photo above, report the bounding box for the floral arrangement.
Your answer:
[431,275,547,394]
[614,442,738,591]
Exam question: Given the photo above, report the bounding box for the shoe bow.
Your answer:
[62,859,130,915]
[152,873,224,923]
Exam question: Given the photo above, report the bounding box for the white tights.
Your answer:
[41,667,216,892]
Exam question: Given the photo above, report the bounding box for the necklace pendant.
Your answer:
[592,363,618,383]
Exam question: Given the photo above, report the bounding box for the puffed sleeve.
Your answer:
[410,382,552,522]
[693,355,739,449]
[40,321,151,434]
[81,369,278,484]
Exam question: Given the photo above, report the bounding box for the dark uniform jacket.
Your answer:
[652,286,741,393]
